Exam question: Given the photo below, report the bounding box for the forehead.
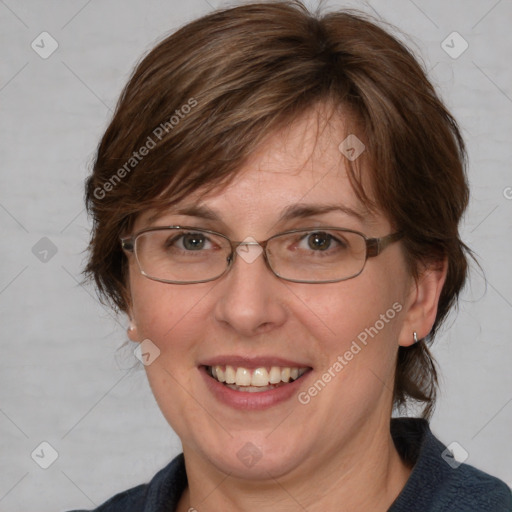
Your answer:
[245,103,357,179]
[140,106,384,232]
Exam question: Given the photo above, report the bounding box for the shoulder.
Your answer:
[448,462,512,511]
[390,418,512,512]
[65,453,187,512]
[66,483,147,512]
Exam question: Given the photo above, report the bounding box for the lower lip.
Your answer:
[200,366,311,410]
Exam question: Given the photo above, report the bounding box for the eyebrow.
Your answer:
[149,205,219,224]
[152,203,369,224]
[278,203,368,223]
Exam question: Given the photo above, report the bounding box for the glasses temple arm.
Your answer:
[366,232,403,257]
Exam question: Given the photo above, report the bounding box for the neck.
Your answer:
[178,415,411,512]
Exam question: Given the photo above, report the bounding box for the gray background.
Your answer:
[1,0,511,510]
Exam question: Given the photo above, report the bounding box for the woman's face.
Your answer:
[127,108,419,480]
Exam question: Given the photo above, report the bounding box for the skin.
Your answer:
[126,105,447,512]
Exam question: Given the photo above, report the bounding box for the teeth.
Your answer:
[209,365,309,388]
[216,366,226,383]
[235,367,251,386]
[225,365,236,384]
[269,366,282,384]
[251,368,269,386]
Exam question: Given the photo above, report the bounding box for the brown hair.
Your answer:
[84,1,470,418]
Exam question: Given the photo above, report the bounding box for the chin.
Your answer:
[195,431,312,481]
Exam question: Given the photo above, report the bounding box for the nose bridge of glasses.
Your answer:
[233,239,264,249]
[227,236,270,254]
[226,237,272,271]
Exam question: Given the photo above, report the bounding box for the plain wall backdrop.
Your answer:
[1,0,511,510]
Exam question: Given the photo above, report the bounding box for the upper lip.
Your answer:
[199,355,312,369]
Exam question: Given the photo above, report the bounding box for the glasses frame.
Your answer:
[121,225,403,285]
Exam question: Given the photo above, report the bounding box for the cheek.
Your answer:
[292,277,403,344]
[130,272,214,357]
[291,268,408,403]
[128,276,215,433]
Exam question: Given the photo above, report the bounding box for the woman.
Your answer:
[74,1,511,510]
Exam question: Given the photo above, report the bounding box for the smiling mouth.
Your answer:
[205,365,311,392]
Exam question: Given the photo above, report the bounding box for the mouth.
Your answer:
[204,364,311,393]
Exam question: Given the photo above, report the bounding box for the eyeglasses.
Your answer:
[121,226,403,284]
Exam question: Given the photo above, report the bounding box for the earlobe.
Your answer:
[127,317,140,342]
[398,259,448,347]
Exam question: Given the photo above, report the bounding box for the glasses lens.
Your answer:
[267,229,367,282]
[134,228,231,283]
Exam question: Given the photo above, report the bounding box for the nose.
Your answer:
[212,242,288,337]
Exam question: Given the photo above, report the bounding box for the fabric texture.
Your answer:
[67,418,512,512]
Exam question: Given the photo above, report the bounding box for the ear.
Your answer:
[398,259,448,347]
[124,280,140,342]
[126,313,140,343]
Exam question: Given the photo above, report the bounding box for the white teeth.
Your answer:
[210,365,309,388]
[225,365,236,384]
[269,366,282,384]
[251,368,269,386]
[235,367,252,386]
[216,366,226,383]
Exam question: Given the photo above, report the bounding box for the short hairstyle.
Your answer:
[85,1,470,418]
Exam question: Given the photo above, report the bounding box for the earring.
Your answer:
[413,331,418,344]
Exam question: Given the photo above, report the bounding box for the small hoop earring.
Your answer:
[413,331,418,344]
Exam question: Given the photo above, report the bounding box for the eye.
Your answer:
[305,232,332,251]
[297,231,348,252]
[167,231,214,251]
